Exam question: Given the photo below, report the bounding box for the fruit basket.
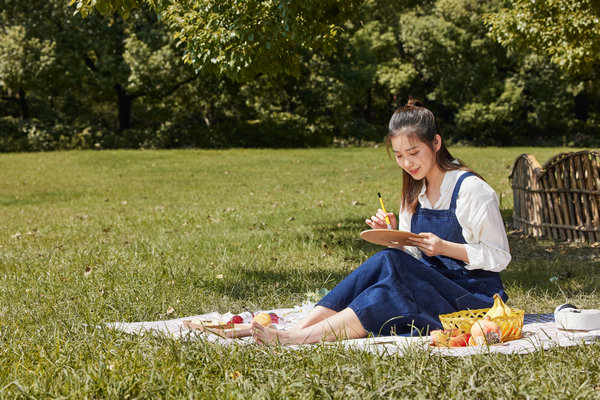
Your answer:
[439,308,525,342]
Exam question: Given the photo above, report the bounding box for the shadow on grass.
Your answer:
[301,217,386,255]
[502,232,600,297]
[301,214,600,300]
[198,214,599,304]
[193,218,382,301]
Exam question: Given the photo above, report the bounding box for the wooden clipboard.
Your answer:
[360,229,422,247]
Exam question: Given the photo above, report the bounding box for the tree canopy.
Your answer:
[0,0,598,151]
[485,0,600,76]
[69,0,362,80]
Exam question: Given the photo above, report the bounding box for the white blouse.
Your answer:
[397,169,511,272]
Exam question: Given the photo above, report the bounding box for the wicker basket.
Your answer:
[439,308,525,342]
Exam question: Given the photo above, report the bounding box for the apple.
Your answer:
[448,333,471,347]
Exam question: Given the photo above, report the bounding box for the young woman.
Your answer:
[251,99,511,345]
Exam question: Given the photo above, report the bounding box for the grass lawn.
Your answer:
[0,146,599,398]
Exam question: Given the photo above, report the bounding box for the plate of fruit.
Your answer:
[184,312,277,339]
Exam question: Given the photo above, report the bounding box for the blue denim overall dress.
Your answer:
[316,172,507,335]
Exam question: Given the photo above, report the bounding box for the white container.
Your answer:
[554,304,600,331]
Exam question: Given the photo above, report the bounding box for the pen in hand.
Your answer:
[378,192,394,230]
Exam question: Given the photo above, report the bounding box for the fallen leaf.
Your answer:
[10,232,21,239]
[230,371,241,380]
[216,274,223,279]
[166,307,174,315]
[84,267,93,277]
[352,200,365,206]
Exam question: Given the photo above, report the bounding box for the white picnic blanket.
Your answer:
[105,303,600,356]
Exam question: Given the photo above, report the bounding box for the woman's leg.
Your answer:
[289,305,338,331]
[251,307,367,345]
[316,249,407,313]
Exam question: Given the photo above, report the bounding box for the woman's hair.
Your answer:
[386,99,482,213]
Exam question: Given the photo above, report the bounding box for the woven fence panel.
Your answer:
[509,154,544,236]
[509,151,600,243]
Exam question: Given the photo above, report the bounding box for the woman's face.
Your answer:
[390,133,441,181]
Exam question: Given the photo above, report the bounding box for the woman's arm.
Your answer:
[406,233,469,263]
[456,179,511,272]
[406,176,511,271]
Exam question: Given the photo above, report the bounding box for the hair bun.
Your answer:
[406,98,424,108]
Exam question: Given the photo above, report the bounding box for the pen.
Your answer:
[378,192,393,229]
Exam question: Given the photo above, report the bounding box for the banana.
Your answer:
[484,294,507,319]
[501,297,513,316]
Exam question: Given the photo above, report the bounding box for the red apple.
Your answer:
[269,312,279,324]
[448,333,471,347]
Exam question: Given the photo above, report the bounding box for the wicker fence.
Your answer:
[509,150,600,243]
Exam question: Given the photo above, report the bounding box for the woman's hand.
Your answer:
[406,232,446,256]
[365,209,397,230]
[406,232,469,263]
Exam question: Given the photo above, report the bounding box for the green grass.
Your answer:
[0,147,599,399]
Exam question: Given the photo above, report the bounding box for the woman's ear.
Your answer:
[433,134,442,152]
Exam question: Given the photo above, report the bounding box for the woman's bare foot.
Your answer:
[250,320,291,345]
[250,307,367,346]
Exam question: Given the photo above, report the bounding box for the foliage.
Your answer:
[69,0,362,80]
[1,0,599,150]
[0,26,55,102]
[485,0,600,76]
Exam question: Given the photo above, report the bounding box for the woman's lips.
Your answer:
[409,168,420,175]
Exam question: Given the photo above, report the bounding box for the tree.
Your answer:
[1,0,201,134]
[485,0,599,138]
[68,0,362,80]
[485,0,600,76]
[0,26,55,119]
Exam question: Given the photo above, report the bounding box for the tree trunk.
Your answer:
[574,89,588,121]
[364,87,372,122]
[17,88,30,120]
[115,84,132,132]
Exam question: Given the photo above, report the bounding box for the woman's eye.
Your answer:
[409,151,419,156]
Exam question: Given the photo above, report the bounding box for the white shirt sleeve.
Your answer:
[455,177,511,272]
[395,171,511,272]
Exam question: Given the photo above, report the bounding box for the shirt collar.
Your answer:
[417,169,461,200]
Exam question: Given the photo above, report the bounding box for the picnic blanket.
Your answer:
[105,303,600,356]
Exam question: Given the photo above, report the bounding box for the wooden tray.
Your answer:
[360,229,423,247]
[183,320,252,339]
